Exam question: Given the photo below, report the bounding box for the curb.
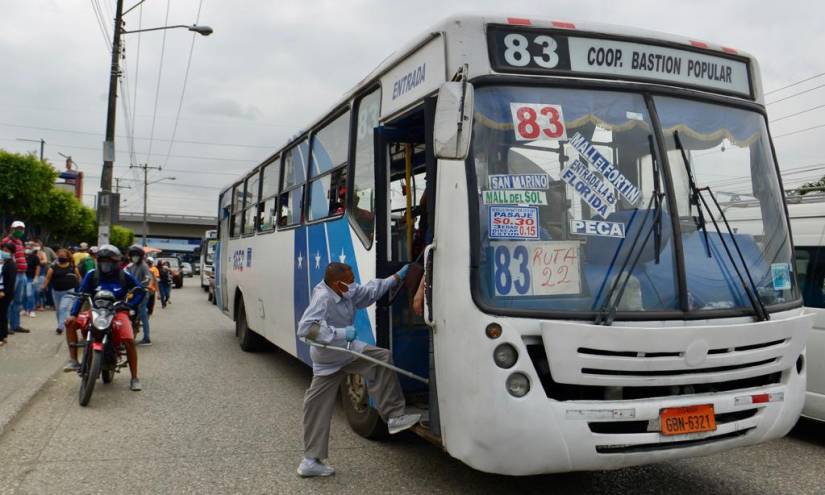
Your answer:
[0,340,67,439]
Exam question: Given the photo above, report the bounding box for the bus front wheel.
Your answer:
[340,374,388,440]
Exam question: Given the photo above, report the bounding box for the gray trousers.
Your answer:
[303,345,406,460]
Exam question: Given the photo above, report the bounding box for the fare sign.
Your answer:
[487,26,752,98]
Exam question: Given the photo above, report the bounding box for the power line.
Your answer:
[145,0,171,163]
[0,121,272,148]
[0,137,256,163]
[162,0,205,169]
[765,71,825,96]
[773,122,825,139]
[770,103,825,123]
[129,2,143,168]
[766,82,825,105]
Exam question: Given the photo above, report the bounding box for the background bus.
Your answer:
[787,194,825,421]
[215,15,811,475]
[200,229,217,292]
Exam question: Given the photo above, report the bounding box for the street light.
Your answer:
[97,0,213,245]
[121,24,214,36]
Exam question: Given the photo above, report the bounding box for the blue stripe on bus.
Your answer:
[293,217,374,367]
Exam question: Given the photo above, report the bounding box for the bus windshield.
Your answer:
[205,239,217,264]
[470,85,797,318]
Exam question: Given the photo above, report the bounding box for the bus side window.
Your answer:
[350,88,381,248]
[259,158,279,231]
[307,110,350,222]
[279,140,308,228]
[230,182,243,238]
[242,170,260,235]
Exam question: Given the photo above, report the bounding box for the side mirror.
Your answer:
[434,81,474,160]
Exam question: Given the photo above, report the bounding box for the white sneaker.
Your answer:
[29,312,36,318]
[296,458,335,477]
[387,413,421,435]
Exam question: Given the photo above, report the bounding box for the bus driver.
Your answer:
[296,262,421,477]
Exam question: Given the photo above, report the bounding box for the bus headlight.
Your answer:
[506,372,530,397]
[493,343,518,369]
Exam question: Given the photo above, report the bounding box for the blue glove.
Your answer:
[344,325,357,342]
[396,264,410,280]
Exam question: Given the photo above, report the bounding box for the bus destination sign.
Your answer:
[487,26,752,98]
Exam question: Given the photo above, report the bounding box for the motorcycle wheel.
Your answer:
[79,349,102,407]
[102,369,114,384]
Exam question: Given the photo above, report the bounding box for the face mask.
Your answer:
[13,231,24,239]
[58,257,68,263]
[131,256,141,263]
[24,249,32,255]
[99,261,116,274]
[0,252,10,260]
[340,281,358,299]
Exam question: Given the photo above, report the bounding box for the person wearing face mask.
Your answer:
[125,245,155,346]
[2,221,30,334]
[64,245,145,391]
[295,261,419,478]
[0,242,18,345]
[42,248,81,334]
[23,243,40,317]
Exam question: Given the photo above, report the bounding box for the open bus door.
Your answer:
[377,99,440,437]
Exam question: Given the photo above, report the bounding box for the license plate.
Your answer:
[660,404,716,436]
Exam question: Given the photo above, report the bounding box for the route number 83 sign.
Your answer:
[491,241,581,297]
[510,103,567,141]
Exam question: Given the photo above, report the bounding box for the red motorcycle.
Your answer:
[72,289,140,406]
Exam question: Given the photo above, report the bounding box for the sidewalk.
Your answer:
[0,309,68,438]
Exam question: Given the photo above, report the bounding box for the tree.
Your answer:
[110,225,135,250]
[0,150,57,227]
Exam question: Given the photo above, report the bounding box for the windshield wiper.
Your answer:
[594,136,664,326]
[672,132,769,321]
[674,131,711,258]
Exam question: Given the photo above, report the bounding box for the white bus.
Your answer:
[200,229,217,291]
[786,194,825,421]
[215,15,812,475]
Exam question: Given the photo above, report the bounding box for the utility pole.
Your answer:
[130,163,162,246]
[114,177,132,192]
[98,0,125,246]
[16,138,45,161]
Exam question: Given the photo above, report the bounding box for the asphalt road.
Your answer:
[1,282,824,494]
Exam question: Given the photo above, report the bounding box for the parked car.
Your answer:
[158,257,184,288]
[181,262,194,278]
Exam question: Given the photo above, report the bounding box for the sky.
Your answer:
[0,0,823,217]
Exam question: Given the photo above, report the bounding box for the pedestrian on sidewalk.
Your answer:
[158,260,172,308]
[0,242,17,346]
[42,248,80,334]
[126,245,154,346]
[24,243,40,317]
[34,242,49,310]
[3,221,30,334]
[146,258,159,316]
[295,262,420,478]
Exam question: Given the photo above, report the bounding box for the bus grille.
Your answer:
[525,341,782,401]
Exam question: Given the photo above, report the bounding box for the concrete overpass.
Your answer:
[117,212,216,253]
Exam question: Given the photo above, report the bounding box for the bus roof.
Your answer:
[220,13,765,194]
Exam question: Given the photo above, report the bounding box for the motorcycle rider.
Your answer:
[64,245,145,391]
[125,244,154,346]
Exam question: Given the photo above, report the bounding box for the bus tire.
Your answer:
[236,299,264,352]
[340,373,388,440]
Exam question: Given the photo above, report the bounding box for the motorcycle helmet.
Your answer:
[96,244,121,261]
[127,244,145,259]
